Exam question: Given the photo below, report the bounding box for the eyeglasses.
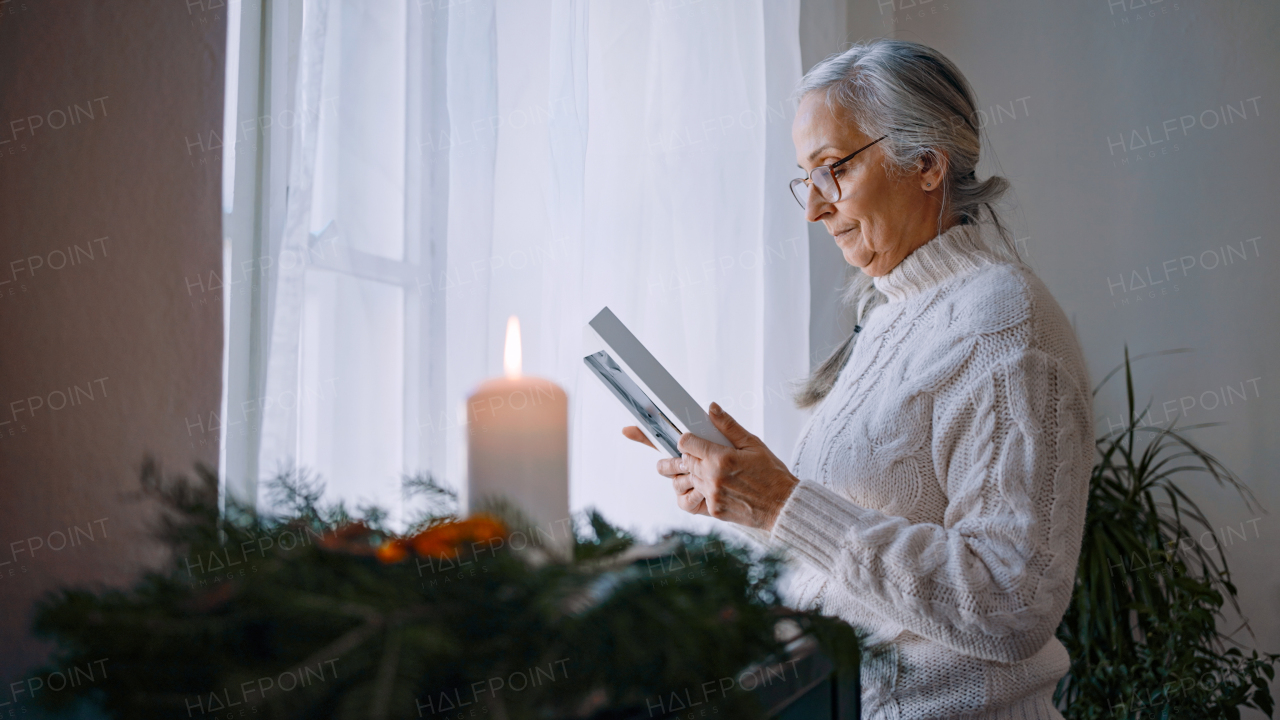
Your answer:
[789,135,888,209]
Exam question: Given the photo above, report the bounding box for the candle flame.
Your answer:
[503,315,522,379]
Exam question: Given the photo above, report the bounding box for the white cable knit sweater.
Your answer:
[767,222,1092,720]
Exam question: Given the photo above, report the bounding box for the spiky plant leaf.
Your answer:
[1055,348,1278,719]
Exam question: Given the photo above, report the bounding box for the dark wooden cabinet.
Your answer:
[759,645,860,720]
[636,642,861,720]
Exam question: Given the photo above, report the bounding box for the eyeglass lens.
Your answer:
[790,166,840,209]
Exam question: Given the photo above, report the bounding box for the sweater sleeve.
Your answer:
[769,350,1091,663]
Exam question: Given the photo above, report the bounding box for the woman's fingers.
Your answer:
[677,490,707,515]
[639,439,708,517]
[656,456,691,478]
[671,474,696,495]
[677,431,724,461]
[623,425,712,518]
[622,426,657,450]
[674,479,708,515]
[669,472,707,515]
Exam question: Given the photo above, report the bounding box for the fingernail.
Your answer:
[679,461,687,471]
[710,402,722,416]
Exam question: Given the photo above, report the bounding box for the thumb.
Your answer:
[709,402,756,449]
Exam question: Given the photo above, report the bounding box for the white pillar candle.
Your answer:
[466,316,570,554]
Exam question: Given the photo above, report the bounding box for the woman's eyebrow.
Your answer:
[806,144,838,162]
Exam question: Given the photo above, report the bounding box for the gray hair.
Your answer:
[793,39,1022,408]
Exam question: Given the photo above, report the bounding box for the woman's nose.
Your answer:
[804,186,831,222]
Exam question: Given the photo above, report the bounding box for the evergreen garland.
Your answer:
[28,461,864,720]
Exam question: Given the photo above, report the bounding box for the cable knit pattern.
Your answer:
[767,223,1092,720]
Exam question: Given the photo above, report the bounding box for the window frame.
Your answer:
[221,0,449,518]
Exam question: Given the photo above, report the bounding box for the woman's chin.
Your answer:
[843,249,875,273]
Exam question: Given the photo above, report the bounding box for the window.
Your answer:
[220,0,811,538]
[222,0,435,527]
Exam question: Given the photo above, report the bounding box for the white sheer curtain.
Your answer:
[257,0,414,523]
[253,0,809,536]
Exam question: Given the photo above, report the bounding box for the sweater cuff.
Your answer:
[770,480,873,573]
[729,524,774,550]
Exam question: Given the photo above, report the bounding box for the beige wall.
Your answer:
[0,0,225,683]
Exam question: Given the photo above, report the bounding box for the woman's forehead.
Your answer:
[793,95,870,161]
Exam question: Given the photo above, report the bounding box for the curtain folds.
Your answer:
[257,0,809,536]
[256,0,332,491]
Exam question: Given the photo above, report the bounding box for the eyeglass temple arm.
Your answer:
[831,135,888,170]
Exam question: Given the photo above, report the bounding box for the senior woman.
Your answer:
[624,39,1092,720]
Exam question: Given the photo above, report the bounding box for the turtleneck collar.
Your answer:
[872,222,992,303]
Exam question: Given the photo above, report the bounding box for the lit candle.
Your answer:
[466,316,570,554]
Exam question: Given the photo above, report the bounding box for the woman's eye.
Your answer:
[831,166,847,179]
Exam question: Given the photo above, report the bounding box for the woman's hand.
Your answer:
[678,403,800,531]
[624,403,799,531]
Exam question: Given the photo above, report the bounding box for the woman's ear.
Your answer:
[919,150,949,191]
